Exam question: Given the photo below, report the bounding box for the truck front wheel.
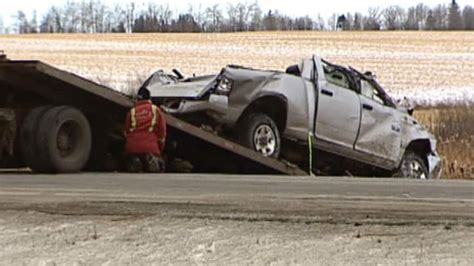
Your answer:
[35,106,92,173]
[393,152,429,179]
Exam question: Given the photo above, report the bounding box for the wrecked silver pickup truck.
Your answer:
[143,56,442,179]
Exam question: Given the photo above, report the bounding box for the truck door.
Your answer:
[355,79,401,162]
[314,64,361,149]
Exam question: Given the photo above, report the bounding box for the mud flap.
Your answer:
[0,109,16,160]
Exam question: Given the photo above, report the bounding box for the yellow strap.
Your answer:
[308,131,315,176]
[149,105,158,132]
[130,107,137,132]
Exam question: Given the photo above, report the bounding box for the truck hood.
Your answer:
[146,74,216,98]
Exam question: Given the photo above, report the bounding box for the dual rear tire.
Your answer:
[20,106,92,173]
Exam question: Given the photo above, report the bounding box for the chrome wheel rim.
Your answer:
[253,124,276,157]
[403,159,427,179]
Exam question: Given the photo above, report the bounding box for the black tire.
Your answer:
[394,152,430,179]
[35,106,92,173]
[238,113,281,158]
[20,106,52,170]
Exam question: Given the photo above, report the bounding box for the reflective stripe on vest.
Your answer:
[149,105,158,132]
[129,104,158,133]
[130,107,137,132]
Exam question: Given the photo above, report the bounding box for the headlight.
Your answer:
[215,77,233,95]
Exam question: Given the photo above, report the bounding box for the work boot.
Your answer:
[126,156,143,173]
[145,154,162,173]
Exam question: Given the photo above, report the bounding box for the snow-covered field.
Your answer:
[1,32,473,106]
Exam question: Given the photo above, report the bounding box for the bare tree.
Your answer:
[345,13,354,30]
[226,4,237,31]
[159,5,172,32]
[95,2,108,33]
[262,10,278,31]
[235,2,258,31]
[108,4,126,32]
[0,15,4,34]
[15,11,30,33]
[249,4,262,31]
[364,7,381,30]
[8,0,474,34]
[353,12,363,30]
[317,14,326,30]
[39,6,66,33]
[125,2,135,33]
[415,3,429,29]
[328,13,337,31]
[189,4,205,31]
[144,3,160,32]
[206,4,223,32]
[463,6,474,30]
[425,10,436,30]
[448,0,463,30]
[62,1,79,33]
[405,8,417,29]
[433,4,448,30]
[294,16,314,30]
[384,6,405,30]
[28,10,38,33]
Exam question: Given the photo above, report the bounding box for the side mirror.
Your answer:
[172,69,184,80]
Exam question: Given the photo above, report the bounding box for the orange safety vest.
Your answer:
[129,103,158,133]
[125,100,166,157]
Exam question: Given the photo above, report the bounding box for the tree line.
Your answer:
[2,0,473,34]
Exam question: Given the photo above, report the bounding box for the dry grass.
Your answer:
[415,106,474,179]
[1,32,472,178]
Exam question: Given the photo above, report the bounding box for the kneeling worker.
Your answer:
[125,88,166,172]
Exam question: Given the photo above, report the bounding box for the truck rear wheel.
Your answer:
[20,106,52,171]
[238,113,281,158]
[35,106,92,173]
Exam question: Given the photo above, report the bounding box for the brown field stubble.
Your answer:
[1,31,473,98]
[415,106,474,179]
[1,32,472,178]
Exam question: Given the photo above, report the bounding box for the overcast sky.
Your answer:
[0,0,459,27]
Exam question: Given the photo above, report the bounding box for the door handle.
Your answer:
[321,89,333,97]
[362,104,373,111]
[391,124,401,132]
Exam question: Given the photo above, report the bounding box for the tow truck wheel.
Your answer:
[394,152,430,179]
[35,106,92,173]
[20,106,52,171]
[238,113,281,158]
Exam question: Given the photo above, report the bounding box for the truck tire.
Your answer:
[393,152,429,179]
[238,113,281,158]
[20,106,52,171]
[35,106,92,173]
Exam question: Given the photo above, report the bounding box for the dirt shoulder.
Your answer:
[0,210,473,265]
[1,174,472,264]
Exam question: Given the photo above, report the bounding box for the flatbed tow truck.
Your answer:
[0,52,305,175]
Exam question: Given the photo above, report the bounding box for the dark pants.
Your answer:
[126,153,165,173]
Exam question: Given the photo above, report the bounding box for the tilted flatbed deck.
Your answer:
[0,57,305,175]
